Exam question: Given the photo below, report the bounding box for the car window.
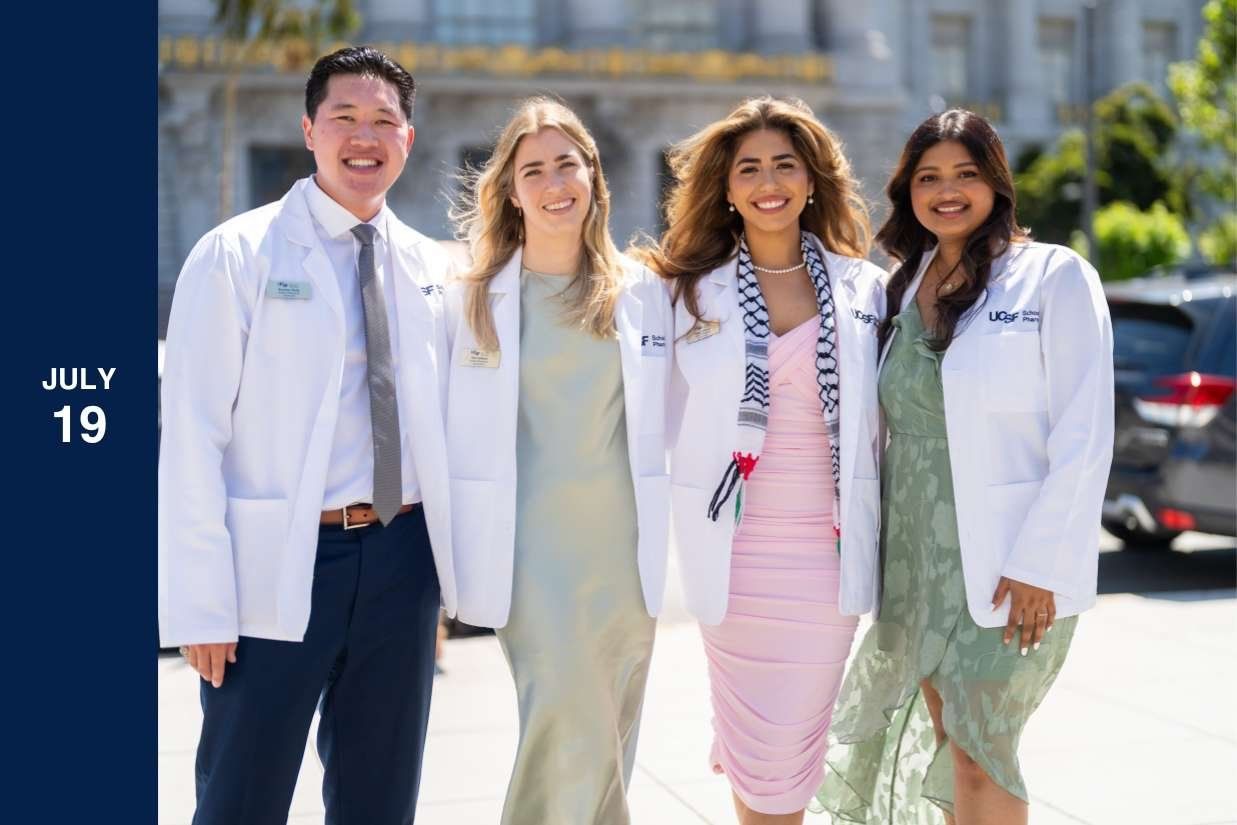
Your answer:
[1110,302,1194,377]
[1195,298,1236,378]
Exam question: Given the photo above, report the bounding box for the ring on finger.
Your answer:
[178,646,189,658]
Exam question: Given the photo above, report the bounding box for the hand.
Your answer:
[181,642,238,688]
[991,577,1055,656]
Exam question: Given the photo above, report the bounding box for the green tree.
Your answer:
[1169,0,1236,202]
[1169,0,1236,266]
[1199,213,1237,266]
[1073,201,1191,281]
[211,0,360,219]
[1015,83,1179,245]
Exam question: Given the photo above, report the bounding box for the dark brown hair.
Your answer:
[635,97,870,322]
[877,109,1029,350]
[305,46,415,122]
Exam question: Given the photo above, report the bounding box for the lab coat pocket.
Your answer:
[986,478,1042,558]
[670,482,712,547]
[983,331,1047,412]
[670,481,730,625]
[226,496,289,631]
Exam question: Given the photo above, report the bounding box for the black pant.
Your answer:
[192,507,441,825]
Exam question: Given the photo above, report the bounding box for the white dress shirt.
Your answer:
[304,177,421,509]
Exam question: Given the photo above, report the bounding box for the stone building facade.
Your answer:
[158,0,1206,326]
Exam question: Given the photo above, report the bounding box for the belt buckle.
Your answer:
[341,506,370,531]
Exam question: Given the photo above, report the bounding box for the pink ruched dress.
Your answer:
[700,316,860,815]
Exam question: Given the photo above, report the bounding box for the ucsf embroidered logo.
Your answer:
[642,334,667,356]
[851,308,878,326]
[989,309,1040,326]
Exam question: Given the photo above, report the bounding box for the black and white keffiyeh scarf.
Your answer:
[707,233,843,540]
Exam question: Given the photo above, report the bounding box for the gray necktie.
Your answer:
[351,223,403,525]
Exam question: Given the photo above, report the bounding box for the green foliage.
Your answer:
[1095,85,1181,209]
[1015,130,1084,244]
[1074,201,1192,280]
[1169,0,1236,202]
[213,0,360,69]
[214,0,359,41]
[1170,0,1236,158]
[1015,84,1179,244]
[1199,213,1237,267]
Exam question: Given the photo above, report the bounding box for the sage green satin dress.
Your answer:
[816,302,1076,823]
[495,270,656,825]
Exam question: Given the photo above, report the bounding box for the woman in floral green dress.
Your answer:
[816,111,1113,825]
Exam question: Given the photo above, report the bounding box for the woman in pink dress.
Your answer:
[638,98,886,824]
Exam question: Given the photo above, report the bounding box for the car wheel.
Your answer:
[1103,521,1182,549]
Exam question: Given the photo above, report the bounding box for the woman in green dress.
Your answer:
[816,111,1113,824]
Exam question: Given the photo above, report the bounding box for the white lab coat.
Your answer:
[443,251,673,628]
[882,241,1114,627]
[158,177,457,646]
[668,235,888,625]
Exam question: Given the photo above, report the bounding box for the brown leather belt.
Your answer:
[320,503,415,530]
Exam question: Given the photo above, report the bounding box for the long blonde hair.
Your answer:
[452,98,624,350]
[638,96,871,322]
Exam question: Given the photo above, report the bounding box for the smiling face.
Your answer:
[509,126,594,244]
[726,128,813,239]
[301,73,415,221]
[909,139,995,247]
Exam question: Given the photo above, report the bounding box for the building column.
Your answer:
[159,79,220,332]
[1107,0,1141,96]
[751,0,811,53]
[904,0,931,118]
[1003,0,1044,130]
[594,96,662,243]
[822,0,898,90]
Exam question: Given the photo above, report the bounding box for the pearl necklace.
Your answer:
[752,261,805,275]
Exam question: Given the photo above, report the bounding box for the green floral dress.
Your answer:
[815,302,1076,823]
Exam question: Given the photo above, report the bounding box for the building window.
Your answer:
[633,0,719,52]
[1038,18,1077,109]
[1143,22,1178,92]
[432,0,537,46]
[930,15,971,102]
[249,146,316,210]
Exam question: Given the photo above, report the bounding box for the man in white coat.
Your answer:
[158,46,456,825]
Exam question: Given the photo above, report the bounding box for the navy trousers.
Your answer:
[192,507,441,825]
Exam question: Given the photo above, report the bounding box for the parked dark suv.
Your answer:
[1102,272,1237,546]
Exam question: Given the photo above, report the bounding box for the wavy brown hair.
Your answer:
[451,98,624,350]
[877,109,1030,350]
[636,97,870,321]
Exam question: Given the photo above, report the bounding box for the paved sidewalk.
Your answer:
[159,535,1237,824]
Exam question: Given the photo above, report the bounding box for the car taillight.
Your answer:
[1133,372,1237,428]
[1157,508,1197,531]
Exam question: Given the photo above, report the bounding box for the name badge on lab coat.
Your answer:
[685,319,721,344]
[265,279,313,300]
[459,348,501,368]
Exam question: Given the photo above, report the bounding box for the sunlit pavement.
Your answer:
[159,531,1237,824]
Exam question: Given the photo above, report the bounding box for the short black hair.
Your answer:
[305,46,416,122]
